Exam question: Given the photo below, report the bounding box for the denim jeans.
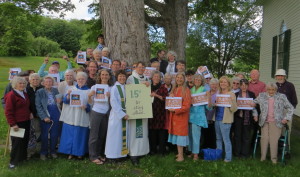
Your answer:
[215,120,232,161]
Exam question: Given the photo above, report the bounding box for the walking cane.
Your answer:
[4,126,10,156]
[48,120,54,156]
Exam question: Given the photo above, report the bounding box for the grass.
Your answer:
[0,57,300,176]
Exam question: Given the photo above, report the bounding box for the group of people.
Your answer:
[3,38,298,169]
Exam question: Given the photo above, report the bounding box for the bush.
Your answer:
[30,36,64,57]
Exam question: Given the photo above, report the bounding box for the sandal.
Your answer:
[99,157,106,162]
[91,159,104,165]
[176,156,184,162]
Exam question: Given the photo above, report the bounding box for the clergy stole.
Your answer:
[133,77,144,138]
[116,85,128,155]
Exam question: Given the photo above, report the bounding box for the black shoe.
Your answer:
[131,157,139,166]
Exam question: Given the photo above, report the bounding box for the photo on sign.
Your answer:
[165,97,182,109]
[96,88,105,99]
[76,52,86,64]
[71,94,81,106]
[192,92,208,106]
[216,94,231,107]
[237,98,254,110]
[9,68,21,80]
[102,57,111,69]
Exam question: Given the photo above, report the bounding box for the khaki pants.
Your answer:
[260,122,282,163]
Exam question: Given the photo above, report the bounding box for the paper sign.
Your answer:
[197,66,211,78]
[48,73,60,88]
[70,91,83,107]
[77,52,87,64]
[192,92,208,106]
[216,94,231,107]
[144,67,156,78]
[10,128,25,138]
[166,97,182,109]
[9,68,21,80]
[125,84,153,119]
[102,57,111,69]
[94,84,108,102]
[237,97,254,110]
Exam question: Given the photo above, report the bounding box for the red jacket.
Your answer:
[4,90,31,126]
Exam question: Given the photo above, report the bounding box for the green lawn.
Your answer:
[0,57,300,176]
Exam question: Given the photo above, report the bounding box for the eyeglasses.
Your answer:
[233,82,240,85]
[206,78,211,80]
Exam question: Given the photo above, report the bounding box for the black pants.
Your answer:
[10,120,30,165]
[234,116,251,157]
[149,129,168,154]
[201,122,216,149]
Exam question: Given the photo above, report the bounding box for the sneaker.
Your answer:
[9,164,15,169]
[224,159,231,163]
[40,154,47,161]
[51,154,58,159]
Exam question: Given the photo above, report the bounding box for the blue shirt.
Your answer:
[216,107,225,121]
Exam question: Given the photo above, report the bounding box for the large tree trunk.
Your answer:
[164,0,188,61]
[145,0,189,61]
[100,0,150,65]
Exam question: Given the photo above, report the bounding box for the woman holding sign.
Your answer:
[105,70,129,161]
[149,71,169,155]
[88,69,113,164]
[5,77,31,169]
[35,76,60,160]
[168,72,191,162]
[188,74,211,160]
[59,72,91,159]
[234,79,257,158]
[213,76,237,162]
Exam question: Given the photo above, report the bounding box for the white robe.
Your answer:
[105,82,127,158]
[126,72,150,156]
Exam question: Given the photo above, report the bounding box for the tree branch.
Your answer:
[144,12,165,27]
[144,0,165,15]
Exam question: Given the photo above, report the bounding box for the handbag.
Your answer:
[202,148,223,160]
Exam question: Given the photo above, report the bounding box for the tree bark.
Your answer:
[145,0,189,61]
[100,0,150,65]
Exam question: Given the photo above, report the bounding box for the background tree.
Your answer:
[144,0,189,61]
[187,0,261,77]
[100,0,150,64]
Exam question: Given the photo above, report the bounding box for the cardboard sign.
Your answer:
[144,67,156,78]
[70,91,83,107]
[165,97,182,109]
[48,73,60,88]
[9,68,21,80]
[192,92,208,106]
[237,97,254,110]
[94,84,108,102]
[102,57,111,69]
[125,84,153,119]
[76,52,87,64]
[197,66,211,78]
[216,94,231,107]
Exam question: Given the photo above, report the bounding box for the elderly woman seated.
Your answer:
[253,82,294,164]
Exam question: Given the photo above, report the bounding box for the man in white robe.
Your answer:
[126,62,150,165]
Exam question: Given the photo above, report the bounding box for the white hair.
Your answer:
[167,51,177,59]
[76,71,88,80]
[29,73,40,81]
[11,77,27,89]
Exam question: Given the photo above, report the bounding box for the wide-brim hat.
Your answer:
[275,69,286,76]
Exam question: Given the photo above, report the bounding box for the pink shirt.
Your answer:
[248,80,266,97]
[267,97,275,122]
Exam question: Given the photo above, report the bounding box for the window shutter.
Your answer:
[271,36,277,78]
[283,29,291,77]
